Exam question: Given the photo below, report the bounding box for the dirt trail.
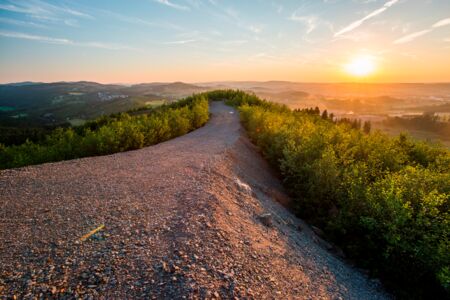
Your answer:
[0,102,389,299]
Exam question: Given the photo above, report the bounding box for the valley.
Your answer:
[3,81,448,146]
[0,81,207,127]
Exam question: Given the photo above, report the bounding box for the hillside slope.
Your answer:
[0,102,389,299]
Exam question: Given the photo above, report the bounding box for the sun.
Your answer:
[344,56,376,77]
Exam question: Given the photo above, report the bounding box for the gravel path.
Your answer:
[0,102,390,299]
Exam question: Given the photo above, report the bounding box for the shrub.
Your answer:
[228,90,449,298]
[0,94,209,169]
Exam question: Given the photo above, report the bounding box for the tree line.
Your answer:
[384,112,450,138]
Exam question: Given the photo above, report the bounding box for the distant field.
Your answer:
[145,99,166,106]
[374,122,450,148]
[259,88,450,148]
[0,106,15,112]
[2,81,450,148]
[0,81,207,128]
[67,118,87,126]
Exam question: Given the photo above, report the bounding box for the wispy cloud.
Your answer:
[432,18,450,28]
[185,0,202,9]
[290,14,319,34]
[153,0,189,11]
[394,17,450,44]
[334,0,399,37]
[0,30,70,44]
[0,0,93,27]
[162,39,198,45]
[249,52,281,62]
[248,24,263,34]
[220,39,248,46]
[101,10,183,31]
[0,3,32,14]
[0,30,138,50]
[0,16,48,28]
[393,29,431,44]
[161,29,210,45]
[2,0,92,19]
[201,2,263,36]
[332,30,372,42]
[272,2,283,14]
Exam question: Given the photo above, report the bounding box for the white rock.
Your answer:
[234,178,252,194]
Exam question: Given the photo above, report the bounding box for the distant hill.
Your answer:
[3,80,450,128]
[411,102,450,113]
[205,81,450,98]
[128,82,206,97]
[0,81,208,127]
[1,81,44,87]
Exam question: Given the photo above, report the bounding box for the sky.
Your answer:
[0,0,449,83]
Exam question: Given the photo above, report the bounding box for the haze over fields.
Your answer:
[2,81,449,146]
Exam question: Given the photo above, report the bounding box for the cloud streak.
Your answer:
[0,30,137,50]
[290,14,319,34]
[101,10,183,31]
[162,39,198,45]
[1,0,93,19]
[0,16,48,28]
[334,0,399,37]
[394,17,450,44]
[153,0,189,11]
[0,0,93,29]
[432,18,450,28]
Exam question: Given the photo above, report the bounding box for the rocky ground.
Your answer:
[0,102,390,299]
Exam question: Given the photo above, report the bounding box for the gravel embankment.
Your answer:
[0,102,390,299]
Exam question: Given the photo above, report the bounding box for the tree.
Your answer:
[314,106,320,115]
[329,113,334,122]
[363,120,371,134]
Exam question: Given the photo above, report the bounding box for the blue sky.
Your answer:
[0,0,449,83]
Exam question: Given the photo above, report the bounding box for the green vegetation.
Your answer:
[0,106,15,112]
[0,81,205,127]
[1,89,448,297]
[0,125,69,146]
[384,113,450,140]
[0,94,209,169]
[211,90,449,299]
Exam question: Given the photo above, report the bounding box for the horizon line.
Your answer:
[2,80,450,85]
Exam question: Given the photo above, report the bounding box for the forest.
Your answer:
[0,94,209,169]
[383,113,450,139]
[208,90,449,299]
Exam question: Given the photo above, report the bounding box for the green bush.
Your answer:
[0,95,209,169]
[224,90,449,298]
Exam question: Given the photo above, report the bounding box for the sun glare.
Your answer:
[344,56,376,77]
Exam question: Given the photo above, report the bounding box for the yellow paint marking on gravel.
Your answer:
[80,224,105,242]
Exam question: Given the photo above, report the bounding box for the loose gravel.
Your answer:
[0,102,390,299]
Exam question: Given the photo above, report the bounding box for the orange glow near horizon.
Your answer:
[1,1,450,84]
[2,52,450,84]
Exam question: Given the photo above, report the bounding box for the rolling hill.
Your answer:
[0,81,207,127]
